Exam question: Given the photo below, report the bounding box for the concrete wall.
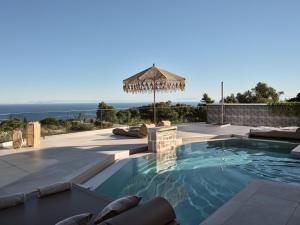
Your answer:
[207,104,300,127]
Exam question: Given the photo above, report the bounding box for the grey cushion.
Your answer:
[0,193,25,209]
[38,182,71,198]
[97,197,176,225]
[55,213,93,225]
[166,220,180,225]
[94,196,142,224]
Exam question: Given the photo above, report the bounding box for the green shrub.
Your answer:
[40,118,60,126]
[96,102,117,122]
[0,118,23,131]
[41,127,66,136]
[94,121,113,128]
[268,102,300,116]
[0,131,12,143]
[69,123,94,131]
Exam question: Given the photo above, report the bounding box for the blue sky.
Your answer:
[0,0,299,103]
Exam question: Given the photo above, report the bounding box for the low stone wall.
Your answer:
[148,126,177,153]
[207,104,300,127]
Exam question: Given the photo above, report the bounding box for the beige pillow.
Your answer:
[38,182,71,198]
[94,196,142,224]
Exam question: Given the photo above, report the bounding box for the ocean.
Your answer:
[0,102,198,122]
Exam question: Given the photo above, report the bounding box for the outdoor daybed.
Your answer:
[113,123,155,138]
[0,184,178,225]
[249,126,300,140]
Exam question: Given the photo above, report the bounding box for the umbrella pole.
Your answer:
[153,86,156,125]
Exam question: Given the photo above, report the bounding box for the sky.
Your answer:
[0,0,299,104]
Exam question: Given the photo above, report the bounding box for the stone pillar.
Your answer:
[148,126,177,153]
[12,128,23,149]
[26,122,41,148]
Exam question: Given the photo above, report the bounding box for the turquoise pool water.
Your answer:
[94,139,300,225]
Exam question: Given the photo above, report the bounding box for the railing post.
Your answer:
[100,109,103,129]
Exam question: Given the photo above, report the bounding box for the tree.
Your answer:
[116,110,129,124]
[251,82,283,103]
[234,82,283,103]
[96,102,117,122]
[287,93,300,102]
[224,94,238,103]
[201,93,214,104]
[236,90,257,103]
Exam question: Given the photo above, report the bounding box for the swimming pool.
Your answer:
[94,139,300,225]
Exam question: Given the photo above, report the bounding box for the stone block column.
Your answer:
[148,126,177,153]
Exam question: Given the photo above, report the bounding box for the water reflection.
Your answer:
[155,149,177,173]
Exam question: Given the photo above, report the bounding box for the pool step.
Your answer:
[64,154,116,184]
[291,145,300,159]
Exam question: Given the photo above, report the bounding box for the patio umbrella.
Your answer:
[123,64,186,124]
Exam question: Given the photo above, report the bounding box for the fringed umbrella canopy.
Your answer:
[123,64,186,124]
[123,64,185,93]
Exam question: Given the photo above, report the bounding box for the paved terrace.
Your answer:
[0,123,251,195]
[0,128,146,195]
[201,180,300,225]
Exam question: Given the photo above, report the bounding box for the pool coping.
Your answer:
[199,179,300,225]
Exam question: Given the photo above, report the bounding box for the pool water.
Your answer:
[94,139,300,225]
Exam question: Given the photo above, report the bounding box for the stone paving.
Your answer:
[0,128,146,195]
[177,122,251,137]
[200,180,300,225]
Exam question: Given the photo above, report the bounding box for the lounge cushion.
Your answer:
[158,121,171,127]
[166,220,180,225]
[94,196,142,224]
[55,213,93,225]
[38,182,72,198]
[250,126,300,140]
[0,193,25,209]
[98,197,176,225]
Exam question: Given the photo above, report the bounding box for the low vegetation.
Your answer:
[97,101,207,125]
[1,88,299,143]
[269,102,300,117]
[0,101,206,143]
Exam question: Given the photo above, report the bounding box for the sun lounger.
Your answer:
[0,184,177,225]
[249,126,300,140]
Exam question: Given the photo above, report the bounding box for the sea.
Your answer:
[0,102,199,122]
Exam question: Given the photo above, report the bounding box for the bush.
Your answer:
[0,118,23,131]
[41,127,66,136]
[94,121,114,128]
[69,123,94,132]
[0,131,12,143]
[40,117,60,126]
[269,102,300,117]
[96,102,117,122]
